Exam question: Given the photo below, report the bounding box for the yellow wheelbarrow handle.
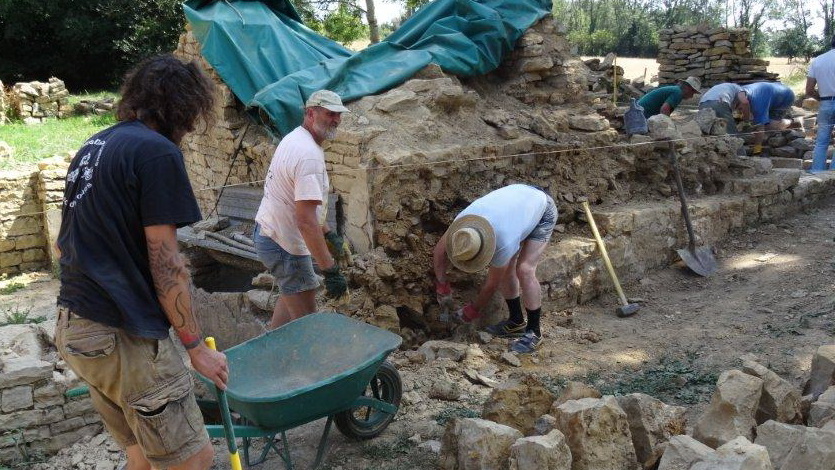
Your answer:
[205,337,242,470]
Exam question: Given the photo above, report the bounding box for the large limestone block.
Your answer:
[553,381,601,407]
[439,418,524,470]
[616,393,687,464]
[808,386,835,427]
[740,356,801,423]
[482,375,556,436]
[658,435,714,470]
[554,396,639,470]
[418,340,469,362]
[509,429,572,470]
[647,114,682,140]
[691,436,773,470]
[803,345,835,399]
[755,420,835,470]
[693,369,764,448]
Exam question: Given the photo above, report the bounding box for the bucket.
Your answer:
[624,98,648,135]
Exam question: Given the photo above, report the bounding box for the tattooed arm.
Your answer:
[145,224,228,389]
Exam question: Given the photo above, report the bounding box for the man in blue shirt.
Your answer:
[742,81,796,154]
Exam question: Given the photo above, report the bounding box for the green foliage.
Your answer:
[361,434,413,459]
[770,27,818,61]
[0,0,185,89]
[0,306,46,327]
[0,112,115,169]
[598,354,718,404]
[323,4,369,45]
[0,283,24,295]
[433,406,480,426]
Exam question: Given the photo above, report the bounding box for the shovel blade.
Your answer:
[677,246,717,276]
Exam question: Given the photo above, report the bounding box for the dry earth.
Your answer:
[4,192,835,469]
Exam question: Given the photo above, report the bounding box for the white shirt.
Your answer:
[255,126,328,255]
[809,49,835,98]
[455,184,548,267]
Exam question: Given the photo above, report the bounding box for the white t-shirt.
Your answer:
[255,126,328,255]
[455,184,548,267]
[809,49,835,98]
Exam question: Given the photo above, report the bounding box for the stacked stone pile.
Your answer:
[0,157,69,275]
[435,344,835,469]
[584,53,646,100]
[10,78,72,124]
[0,323,100,465]
[658,26,778,87]
[0,80,7,125]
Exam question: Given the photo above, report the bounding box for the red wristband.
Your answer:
[436,281,452,295]
[461,304,480,321]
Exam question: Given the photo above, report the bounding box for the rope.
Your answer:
[6,126,819,217]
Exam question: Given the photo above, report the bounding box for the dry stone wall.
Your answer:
[0,159,69,275]
[0,323,100,465]
[10,79,72,124]
[657,26,777,87]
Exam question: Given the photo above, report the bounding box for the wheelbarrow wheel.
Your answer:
[335,361,402,440]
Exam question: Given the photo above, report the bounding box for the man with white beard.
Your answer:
[254,90,349,328]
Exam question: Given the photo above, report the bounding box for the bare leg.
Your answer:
[498,252,521,300]
[125,445,152,470]
[270,289,317,329]
[516,240,548,311]
[268,296,292,330]
[168,442,214,470]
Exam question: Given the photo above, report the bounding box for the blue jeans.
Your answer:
[811,99,835,171]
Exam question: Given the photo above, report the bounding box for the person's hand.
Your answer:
[455,303,481,323]
[325,231,352,267]
[188,344,229,390]
[435,281,454,310]
[323,265,348,299]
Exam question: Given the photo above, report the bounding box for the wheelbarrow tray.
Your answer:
[197,312,402,432]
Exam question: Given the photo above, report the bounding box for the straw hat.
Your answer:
[445,215,496,273]
[682,76,703,93]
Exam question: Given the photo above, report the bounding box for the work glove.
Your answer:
[322,265,348,299]
[751,144,763,156]
[324,231,352,267]
[454,303,481,323]
[435,281,454,310]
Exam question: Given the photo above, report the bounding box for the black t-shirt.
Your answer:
[57,121,201,339]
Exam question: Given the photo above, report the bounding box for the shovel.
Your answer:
[667,141,718,276]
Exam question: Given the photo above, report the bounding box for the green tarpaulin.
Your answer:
[184,0,551,136]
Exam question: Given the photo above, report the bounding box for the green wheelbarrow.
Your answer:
[196,312,403,469]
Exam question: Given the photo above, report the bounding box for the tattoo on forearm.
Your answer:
[148,237,201,340]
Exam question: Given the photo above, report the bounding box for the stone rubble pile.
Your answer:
[584,53,647,100]
[72,98,115,117]
[10,78,72,124]
[436,344,835,470]
[657,26,778,87]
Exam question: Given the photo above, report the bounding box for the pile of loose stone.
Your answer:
[657,26,777,87]
[10,78,72,124]
[434,344,835,469]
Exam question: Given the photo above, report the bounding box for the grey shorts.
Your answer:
[526,195,558,243]
[54,307,208,468]
[254,224,320,296]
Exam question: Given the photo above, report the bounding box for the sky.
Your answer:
[374,1,407,24]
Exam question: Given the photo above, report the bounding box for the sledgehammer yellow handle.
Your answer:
[582,201,629,307]
[205,337,242,470]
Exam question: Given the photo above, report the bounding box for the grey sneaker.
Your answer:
[484,320,527,338]
[510,331,542,354]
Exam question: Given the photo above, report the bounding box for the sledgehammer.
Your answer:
[581,201,640,318]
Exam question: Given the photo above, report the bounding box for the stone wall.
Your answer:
[0,159,69,275]
[657,26,778,87]
[10,79,72,124]
[0,324,100,465]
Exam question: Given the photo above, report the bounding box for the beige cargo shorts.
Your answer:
[54,307,209,468]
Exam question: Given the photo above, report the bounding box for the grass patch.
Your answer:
[361,434,412,460]
[433,406,480,426]
[598,354,718,405]
[0,306,46,326]
[66,90,118,105]
[0,113,116,168]
[0,282,25,295]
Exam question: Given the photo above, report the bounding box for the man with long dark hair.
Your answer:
[54,54,228,470]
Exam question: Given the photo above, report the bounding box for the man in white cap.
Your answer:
[254,89,350,329]
[637,76,702,118]
[433,184,558,354]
